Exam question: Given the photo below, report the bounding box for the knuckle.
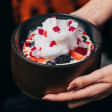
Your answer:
[75,77,85,88]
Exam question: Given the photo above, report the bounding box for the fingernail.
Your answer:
[42,95,49,100]
[42,95,54,100]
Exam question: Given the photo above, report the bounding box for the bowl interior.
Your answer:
[12,13,102,67]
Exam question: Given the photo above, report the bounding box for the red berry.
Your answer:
[49,41,56,47]
[38,28,44,35]
[75,47,87,55]
[31,46,36,51]
[68,20,72,25]
[52,26,60,32]
[69,26,76,32]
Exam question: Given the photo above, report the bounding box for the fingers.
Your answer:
[42,91,75,101]
[67,70,104,90]
[68,65,112,90]
[68,98,92,109]
[43,65,112,102]
[42,83,111,102]
[67,88,112,109]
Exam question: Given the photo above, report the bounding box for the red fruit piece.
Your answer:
[28,33,34,40]
[38,28,44,35]
[49,40,56,47]
[75,47,87,55]
[70,50,84,60]
[91,44,94,49]
[69,26,76,32]
[29,57,37,62]
[29,57,45,63]
[29,52,32,57]
[90,44,94,52]
[25,41,31,47]
[25,54,28,57]
[36,57,45,63]
[52,26,60,32]
[68,20,72,25]
[85,41,90,45]
[83,32,87,35]
[39,47,42,51]
[31,46,36,51]
[44,30,47,37]
[77,38,81,45]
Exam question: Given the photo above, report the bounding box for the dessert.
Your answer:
[23,17,94,65]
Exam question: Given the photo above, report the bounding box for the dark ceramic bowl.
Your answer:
[11,13,102,99]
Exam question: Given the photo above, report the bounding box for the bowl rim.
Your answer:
[11,13,102,69]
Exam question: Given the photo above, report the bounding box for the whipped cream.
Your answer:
[30,18,87,58]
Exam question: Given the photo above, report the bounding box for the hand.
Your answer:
[70,11,97,26]
[42,64,112,109]
[70,0,112,26]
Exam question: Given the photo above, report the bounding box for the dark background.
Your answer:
[0,0,112,112]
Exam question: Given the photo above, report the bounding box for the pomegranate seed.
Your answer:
[29,52,32,56]
[91,44,94,49]
[83,32,87,35]
[75,47,87,55]
[39,47,42,51]
[77,38,81,45]
[31,46,36,51]
[90,44,94,52]
[68,20,72,25]
[25,41,30,47]
[69,26,76,32]
[44,30,47,37]
[28,33,34,40]
[49,41,56,47]
[90,48,93,52]
[52,26,60,32]
[25,54,28,57]
[38,28,44,35]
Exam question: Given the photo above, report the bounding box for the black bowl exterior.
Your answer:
[11,13,102,98]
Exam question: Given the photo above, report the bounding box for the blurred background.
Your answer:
[0,0,112,112]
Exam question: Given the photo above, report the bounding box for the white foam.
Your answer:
[31,18,87,58]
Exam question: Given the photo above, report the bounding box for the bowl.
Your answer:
[11,13,102,99]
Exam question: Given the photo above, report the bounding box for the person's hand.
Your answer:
[70,0,112,26]
[70,10,97,26]
[42,64,112,109]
